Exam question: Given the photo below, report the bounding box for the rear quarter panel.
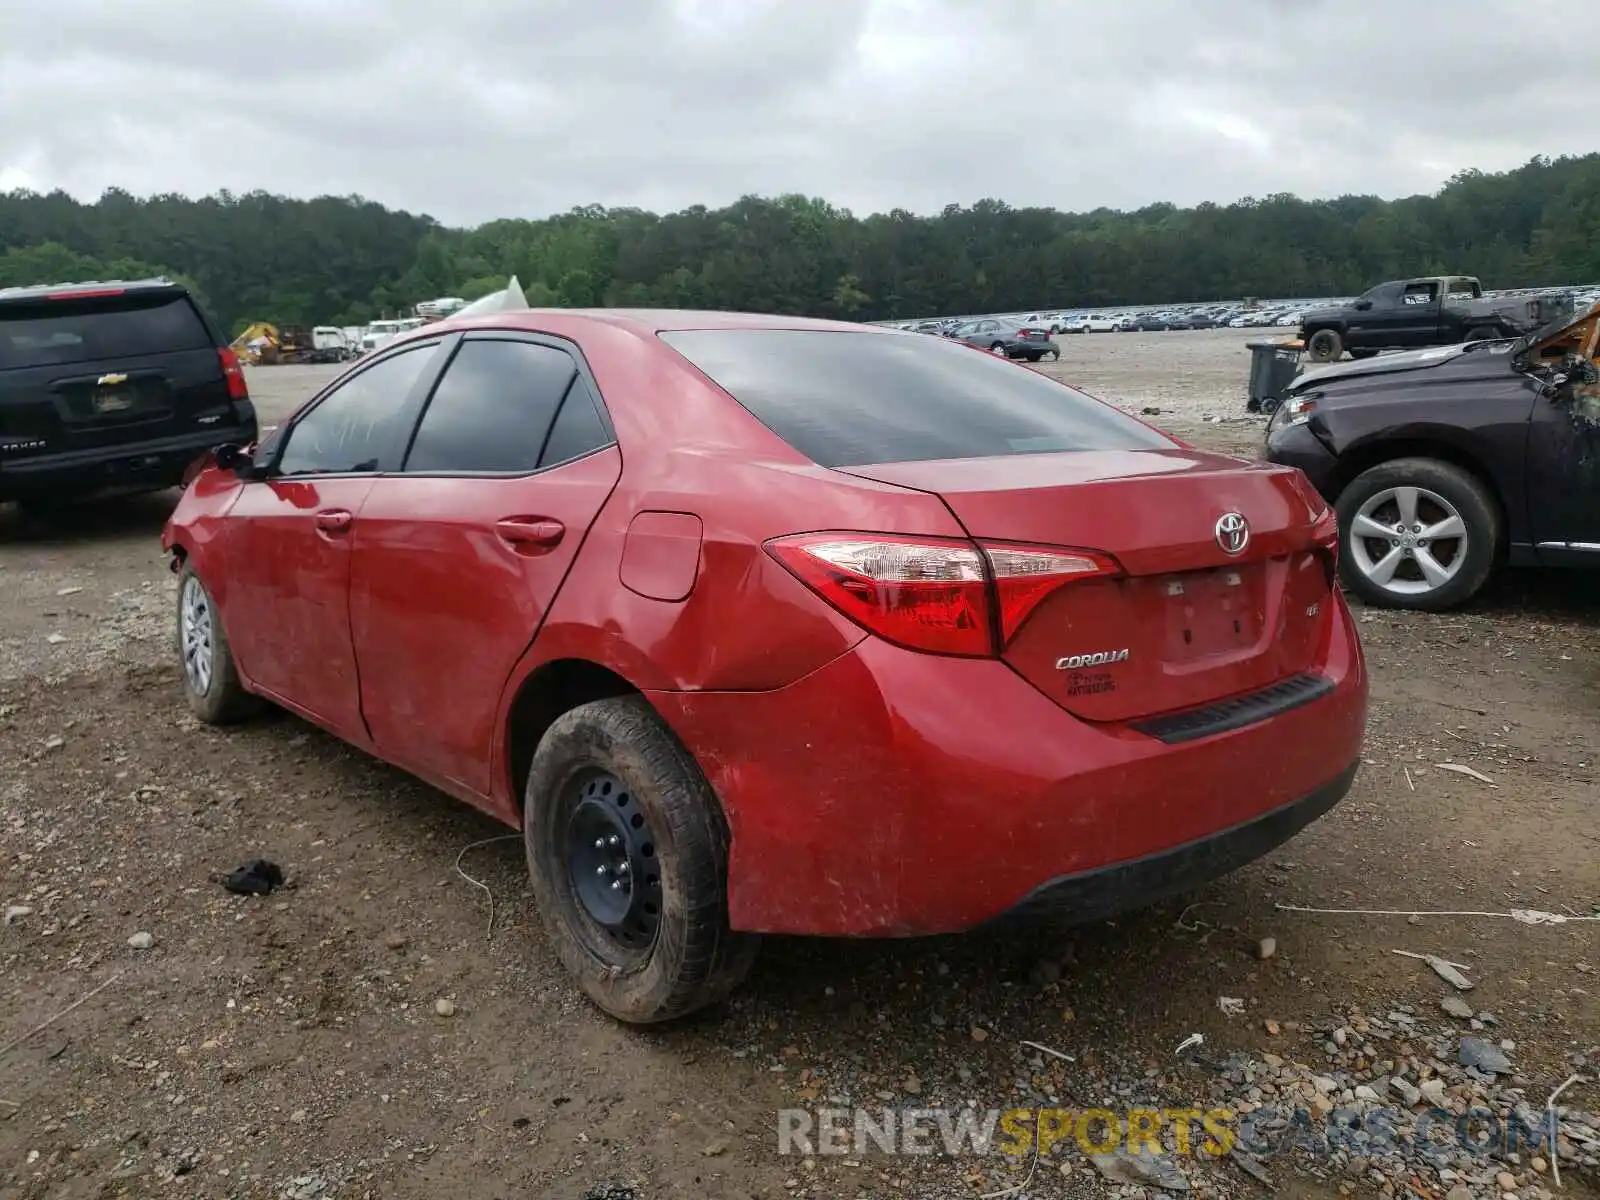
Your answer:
[487,319,971,801]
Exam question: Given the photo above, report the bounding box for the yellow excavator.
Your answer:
[230,323,310,365]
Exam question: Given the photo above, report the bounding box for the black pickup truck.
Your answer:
[1299,275,1572,363]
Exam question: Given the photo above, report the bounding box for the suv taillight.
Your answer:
[766,533,1120,656]
[218,347,249,401]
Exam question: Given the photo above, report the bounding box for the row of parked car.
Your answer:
[900,303,1334,339]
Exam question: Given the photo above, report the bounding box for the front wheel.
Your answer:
[1464,326,1501,343]
[990,342,1007,356]
[1306,329,1343,363]
[175,565,260,723]
[523,697,758,1024]
[1334,458,1500,611]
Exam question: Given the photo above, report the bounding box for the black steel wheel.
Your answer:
[1306,328,1343,363]
[524,696,759,1023]
[561,770,663,955]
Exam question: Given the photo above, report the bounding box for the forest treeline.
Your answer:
[2,153,1598,335]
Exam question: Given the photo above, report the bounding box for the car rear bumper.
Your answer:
[648,592,1367,936]
[0,413,255,500]
[990,761,1355,927]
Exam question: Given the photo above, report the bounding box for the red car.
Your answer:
[163,309,1368,1023]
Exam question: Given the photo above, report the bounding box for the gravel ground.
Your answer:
[1,335,1596,1200]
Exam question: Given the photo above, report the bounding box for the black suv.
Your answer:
[0,279,257,507]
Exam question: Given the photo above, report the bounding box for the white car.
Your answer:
[1022,312,1070,334]
[1080,314,1118,333]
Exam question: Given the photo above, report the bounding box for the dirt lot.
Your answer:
[1,330,1597,1200]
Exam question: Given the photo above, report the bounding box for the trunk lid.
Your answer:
[842,449,1335,723]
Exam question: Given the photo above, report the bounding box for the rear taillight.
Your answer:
[1311,506,1339,586]
[982,541,1120,642]
[766,533,1119,657]
[218,347,249,401]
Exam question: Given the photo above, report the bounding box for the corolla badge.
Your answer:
[1055,649,1130,670]
[1215,512,1250,555]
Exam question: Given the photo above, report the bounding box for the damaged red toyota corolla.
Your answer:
[162,309,1368,1023]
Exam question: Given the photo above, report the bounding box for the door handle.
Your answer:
[314,509,353,534]
[494,517,565,548]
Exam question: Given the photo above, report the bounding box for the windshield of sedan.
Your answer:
[660,329,1172,467]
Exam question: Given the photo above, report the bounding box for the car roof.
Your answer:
[0,278,184,307]
[429,307,894,337]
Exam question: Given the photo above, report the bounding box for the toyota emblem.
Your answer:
[1215,512,1250,555]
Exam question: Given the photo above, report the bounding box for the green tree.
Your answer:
[5,154,1599,329]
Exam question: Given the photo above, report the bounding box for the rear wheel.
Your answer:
[523,697,758,1024]
[1334,458,1499,611]
[176,565,260,723]
[1307,329,1343,363]
[1025,351,1043,362]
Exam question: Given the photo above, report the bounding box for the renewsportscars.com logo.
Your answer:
[776,1104,1559,1160]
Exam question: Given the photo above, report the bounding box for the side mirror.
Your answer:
[213,442,268,480]
[213,443,248,471]
[1352,299,1372,311]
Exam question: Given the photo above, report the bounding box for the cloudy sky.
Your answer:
[0,0,1592,228]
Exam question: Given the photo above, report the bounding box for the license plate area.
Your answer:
[1157,566,1264,662]
[92,386,136,414]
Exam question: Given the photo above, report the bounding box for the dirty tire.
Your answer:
[523,696,758,1024]
[1334,458,1500,612]
[1307,329,1343,363]
[1464,326,1500,343]
[175,564,260,724]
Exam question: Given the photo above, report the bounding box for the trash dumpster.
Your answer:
[1246,339,1303,414]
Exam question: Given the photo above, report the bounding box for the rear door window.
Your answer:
[661,329,1172,467]
[0,293,212,369]
[537,374,611,468]
[403,339,580,474]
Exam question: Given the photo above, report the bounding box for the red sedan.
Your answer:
[163,309,1368,1023]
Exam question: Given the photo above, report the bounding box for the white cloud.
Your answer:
[0,0,1594,226]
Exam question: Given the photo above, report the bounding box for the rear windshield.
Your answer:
[660,329,1171,467]
[0,293,212,370]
